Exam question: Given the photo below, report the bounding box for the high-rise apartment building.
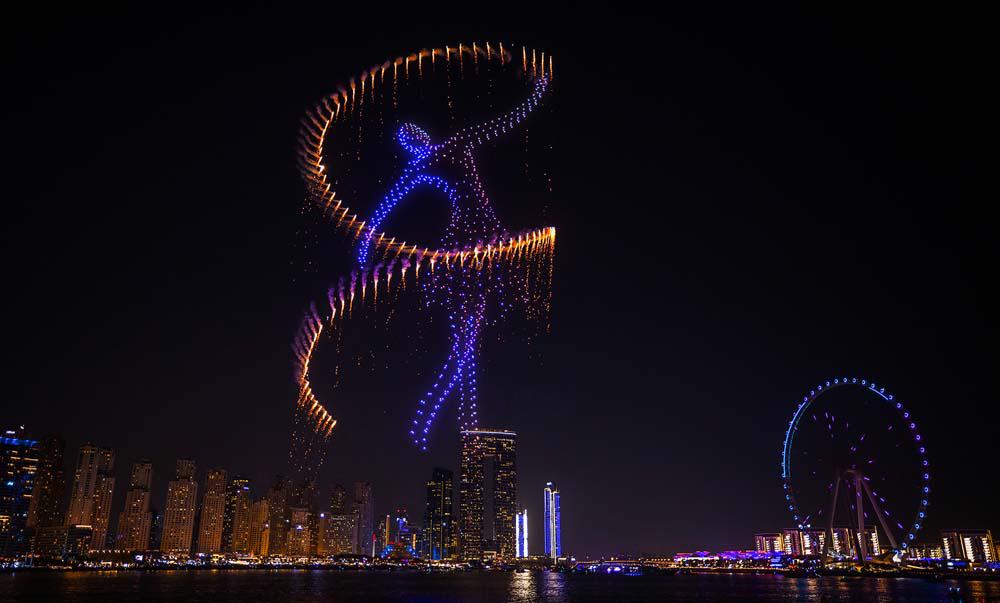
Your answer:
[248,498,270,557]
[116,461,154,551]
[25,434,65,531]
[160,459,198,554]
[64,444,116,550]
[290,480,319,555]
[459,429,517,560]
[196,468,227,554]
[543,482,561,561]
[353,481,374,556]
[266,476,290,556]
[286,507,312,557]
[423,468,454,560]
[0,427,40,558]
[227,476,252,554]
[326,484,357,555]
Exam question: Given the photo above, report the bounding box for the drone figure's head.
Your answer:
[397,122,434,161]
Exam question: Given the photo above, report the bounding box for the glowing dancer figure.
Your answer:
[355,75,550,449]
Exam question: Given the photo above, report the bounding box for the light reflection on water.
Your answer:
[2,570,999,603]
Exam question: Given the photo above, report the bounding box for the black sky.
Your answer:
[2,3,996,557]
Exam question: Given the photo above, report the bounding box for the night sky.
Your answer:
[3,4,996,558]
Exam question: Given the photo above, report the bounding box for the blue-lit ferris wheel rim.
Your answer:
[780,377,930,551]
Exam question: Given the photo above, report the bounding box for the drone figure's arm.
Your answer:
[355,171,454,266]
[441,75,550,150]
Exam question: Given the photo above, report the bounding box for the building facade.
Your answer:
[116,461,153,551]
[942,529,996,563]
[353,481,374,556]
[286,507,312,557]
[266,476,289,556]
[160,459,198,554]
[754,532,784,554]
[423,468,454,560]
[248,498,270,557]
[326,483,357,555]
[515,509,528,558]
[196,468,227,554]
[25,434,65,531]
[781,528,826,556]
[0,428,40,558]
[543,482,561,561]
[459,429,517,560]
[65,444,116,550]
[227,477,252,554]
[28,525,92,562]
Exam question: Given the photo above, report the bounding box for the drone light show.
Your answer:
[287,42,556,480]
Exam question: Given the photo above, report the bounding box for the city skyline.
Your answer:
[2,3,998,559]
[5,422,997,567]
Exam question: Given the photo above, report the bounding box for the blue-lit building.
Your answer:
[1,427,40,559]
[543,482,561,561]
[515,509,528,558]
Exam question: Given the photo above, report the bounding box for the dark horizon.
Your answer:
[3,3,997,559]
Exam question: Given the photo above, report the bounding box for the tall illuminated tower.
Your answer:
[353,481,374,556]
[515,509,528,558]
[227,476,252,553]
[265,476,290,556]
[196,468,227,554]
[543,482,561,562]
[0,427,39,558]
[116,461,153,551]
[65,444,115,548]
[327,483,357,555]
[424,468,454,560]
[459,429,517,560]
[25,433,65,531]
[161,459,198,554]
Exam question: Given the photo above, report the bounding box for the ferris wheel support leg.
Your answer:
[823,474,841,566]
[854,474,869,562]
[861,479,898,551]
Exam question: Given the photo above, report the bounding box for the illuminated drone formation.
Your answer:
[288,43,555,479]
[781,377,930,563]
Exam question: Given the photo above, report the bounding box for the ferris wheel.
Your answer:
[781,377,930,562]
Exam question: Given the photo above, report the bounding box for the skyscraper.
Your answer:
[266,476,290,556]
[423,467,454,560]
[247,498,270,557]
[515,509,528,558]
[378,514,390,555]
[65,444,116,550]
[290,480,319,556]
[543,482,561,561]
[459,429,517,560]
[0,427,39,558]
[196,468,227,554]
[25,434,65,531]
[327,483,357,555]
[227,476,252,553]
[116,461,154,551]
[286,507,312,557]
[353,481,374,556]
[161,459,198,554]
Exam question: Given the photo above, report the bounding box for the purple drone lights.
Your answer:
[355,75,551,449]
